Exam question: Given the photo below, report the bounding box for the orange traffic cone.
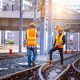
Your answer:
[64,50,69,54]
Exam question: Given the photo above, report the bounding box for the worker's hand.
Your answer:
[56,44,63,47]
[55,44,60,47]
[53,45,55,47]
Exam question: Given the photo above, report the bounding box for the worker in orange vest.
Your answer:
[24,22,38,67]
[48,26,66,65]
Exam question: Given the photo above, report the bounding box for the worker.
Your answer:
[24,22,38,67]
[48,26,66,65]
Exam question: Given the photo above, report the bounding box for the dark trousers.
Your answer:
[48,47,63,65]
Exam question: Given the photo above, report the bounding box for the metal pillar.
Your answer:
[40,17,45,55]
[65,32,68,50]
[78,32,79,51]
[1,31,5,44]
[48,20,52,50]
[19,0,23,53]
[33,0,37,24]
[40,0,45,55]
[47,0,52,52]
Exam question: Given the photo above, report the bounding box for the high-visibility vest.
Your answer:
[26,29,37,46]
[56,34,64,48]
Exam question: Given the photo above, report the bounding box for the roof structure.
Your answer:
[0,0,80,32]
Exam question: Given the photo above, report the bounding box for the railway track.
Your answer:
[0,53,24,59]
[0,65,40,80]
[72,57,80,79]
[39,53,80,80]
[0,53,80,80]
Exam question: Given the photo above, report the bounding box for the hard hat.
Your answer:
[30,22,35,26]
[57,26,63,32]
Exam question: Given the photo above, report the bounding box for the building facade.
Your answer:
[1,0,32,11]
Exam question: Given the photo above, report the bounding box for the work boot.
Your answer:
[32,61,36,67]
[28,64,31,68]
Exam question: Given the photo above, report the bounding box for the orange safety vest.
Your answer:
[56,34,64,48]
[26,29,37,46]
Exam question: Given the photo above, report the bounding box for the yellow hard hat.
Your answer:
[30,22,35,26]
[57,26,63,32]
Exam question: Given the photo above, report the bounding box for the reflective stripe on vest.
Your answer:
[26,29,37,46]
[56,34,64,48]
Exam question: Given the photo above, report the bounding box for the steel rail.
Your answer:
[39,53,80,80]
[0,65,41,80]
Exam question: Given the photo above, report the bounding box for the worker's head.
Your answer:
[57,26,63,34]
[30,22,35,28]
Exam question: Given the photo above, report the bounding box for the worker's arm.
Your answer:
[23,31,27,47]
[62,35,66,45]
[36,33,38,37]
[53,39,56,47]
[25,32,27,39]
[36,30,39,37]
[23,39,26,47]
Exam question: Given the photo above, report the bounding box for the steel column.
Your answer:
[66,32,68,50]
[78,32,79,51]
[40,17,45,55]
[33,0,37,25]
[48,20,52,50]
[47,0,52,52]
[19,0,23,53]
[40,0,45,55]
[1,31,5,44]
